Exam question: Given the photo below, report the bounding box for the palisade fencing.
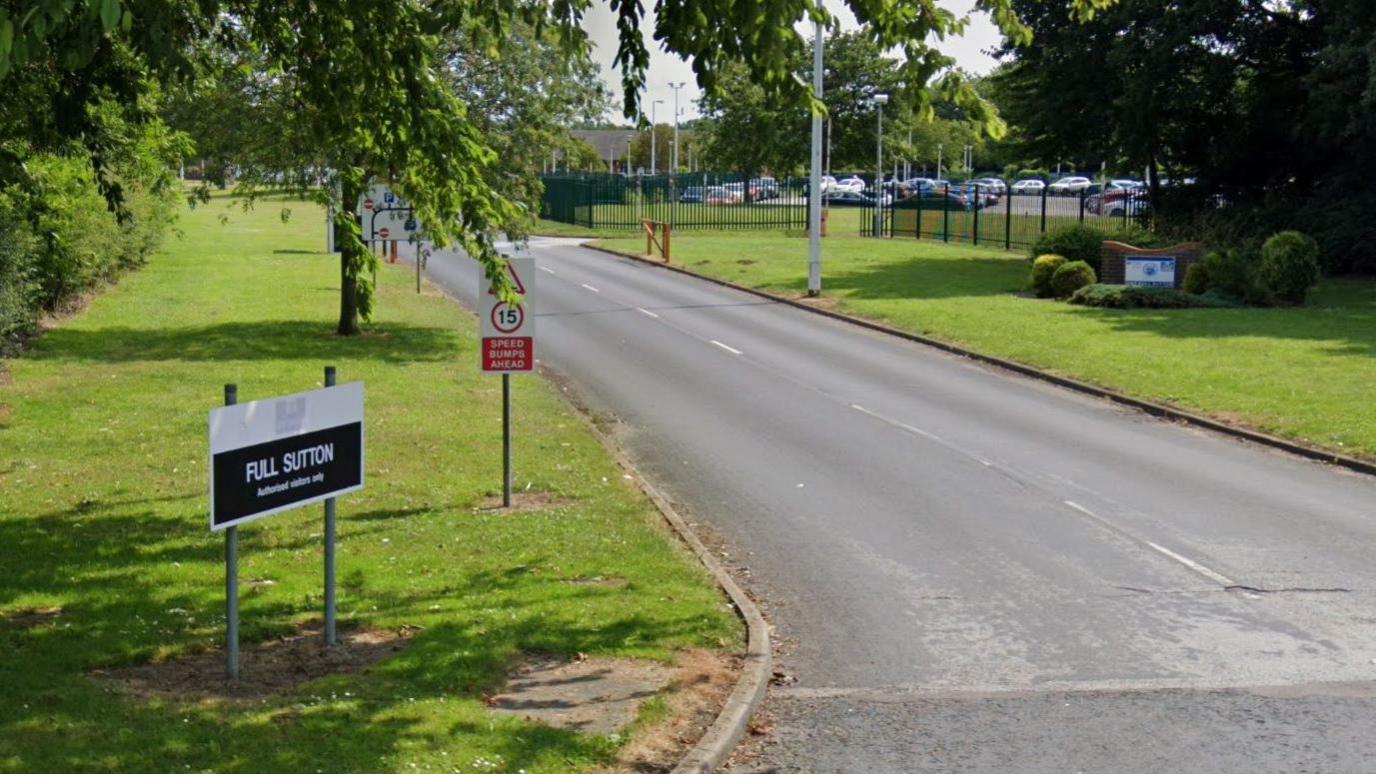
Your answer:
[865,184,1154,249]
[540,173,811,232]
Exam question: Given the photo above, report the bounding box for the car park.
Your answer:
[893,186,986,211]
[970,177,1007,194]
[749,177,780,201]
[679,186,706,203]
[705,185,742,205]
[835,176,867,193]
[1010,178,1046,194]
[1048,176,1093,194]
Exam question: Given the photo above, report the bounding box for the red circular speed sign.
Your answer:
[490,302,524,333]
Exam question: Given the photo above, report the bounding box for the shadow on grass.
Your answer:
[29,320,458,364]
[765,253,1027,300]
[0,498,706,770]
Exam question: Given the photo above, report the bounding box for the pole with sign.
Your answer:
[208,376,365,677]
[480,257,536,507]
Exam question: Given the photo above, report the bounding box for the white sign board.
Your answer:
[480,257,536,373]
[209,383,365,531]
[359,184,422,243]
[1126,257,1176,288]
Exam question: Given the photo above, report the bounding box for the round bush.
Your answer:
[1030,254,1067,298]
[1030,224,1106,274]
[1259,230,1320,304]
[1182,262,1209,295]
[1051,260,1097,299]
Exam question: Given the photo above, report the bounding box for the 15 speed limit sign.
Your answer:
[480,257,535,373]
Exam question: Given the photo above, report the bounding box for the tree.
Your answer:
[696,31,998,178]
[1,0,1113,333]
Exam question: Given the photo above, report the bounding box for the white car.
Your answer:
[970,177,1006,194]
[1048,176,1093,194]
[835,176,867,193]
[1110,178,1144,189]
[1010,179,1046,194]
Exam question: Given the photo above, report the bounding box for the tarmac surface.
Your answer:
[422,238,1376,773]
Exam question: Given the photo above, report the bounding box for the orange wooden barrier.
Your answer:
[642,220,671,262]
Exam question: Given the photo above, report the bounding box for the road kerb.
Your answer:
[582,242,1376,479]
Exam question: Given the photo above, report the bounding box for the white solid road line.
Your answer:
[636,307,660,318]
[580,283,600,293]
[539,266,556,275]
[1063,500,1237,586]
[711,340,743,355]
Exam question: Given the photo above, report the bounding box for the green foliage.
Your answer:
[1182,262,1209,295]
[1050,259,1096,298]
[1031,224,1104,272]
[1200,246,1266,303]
[1259,230,1321,305]
[1067,284,1237,309]
[1030,253,1067,298]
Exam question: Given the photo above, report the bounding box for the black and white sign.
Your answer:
[209,383,365,531]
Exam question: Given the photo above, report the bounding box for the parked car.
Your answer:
[823,190,890,207]
[749,177,780,200]
[893,186,986,211]
[1110,178,1144,189]
[835,176,867,193]
[705,186,742,205]
[1084,183,1138,213]
[679,186,706,204]
[970,177,1007,194]
[1048,176,1093,194]
[956,182,1000,206]
[1010,178,1045,194]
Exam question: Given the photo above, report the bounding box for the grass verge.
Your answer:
[592,230,1376,459]
[0,194,737,772]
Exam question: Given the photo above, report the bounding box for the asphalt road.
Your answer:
[420,238,1376,773]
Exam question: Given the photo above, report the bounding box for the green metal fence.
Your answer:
[541,173,811,231]
[869,184,1152,250]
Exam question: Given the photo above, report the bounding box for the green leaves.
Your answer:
[99,0,120,32]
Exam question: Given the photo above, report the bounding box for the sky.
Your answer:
[581,0,1004,124]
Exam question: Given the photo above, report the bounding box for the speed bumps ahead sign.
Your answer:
[480,257,536,373]
[209,383,365,530]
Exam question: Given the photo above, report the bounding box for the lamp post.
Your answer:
[625,138,632,175]
[650,99,664,174]
[669,83,685,173]
[807,20,824,296]
[937,142,943,182]
[873,93,889,237]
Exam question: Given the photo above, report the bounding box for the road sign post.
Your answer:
[224,383,239,680]
[480,257,536,507]
[209,378,365,676]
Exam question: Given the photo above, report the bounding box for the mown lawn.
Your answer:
[0,195,737,772]
[594,230,1376,458]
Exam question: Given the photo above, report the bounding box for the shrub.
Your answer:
[1068,284,1237,309]
[1200,246,1263,303]
[1031,224,1105,273]
[1030,254,1067,298]
[1051,260,1097,298]
[1182,262,1209,295]
[1258,230,1321,304]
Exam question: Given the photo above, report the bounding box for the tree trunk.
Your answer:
[337,177,363,336]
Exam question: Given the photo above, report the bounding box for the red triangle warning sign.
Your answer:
[488,261,527,296]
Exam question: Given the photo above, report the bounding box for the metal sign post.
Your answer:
[323,366,338,646]
[479,257,536,508]
[224,383,239,680]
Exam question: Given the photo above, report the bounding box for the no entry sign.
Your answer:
[480,257,535,373]
[208,383,365,530]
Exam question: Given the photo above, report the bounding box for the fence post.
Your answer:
[1040,188,1048,235]
[942,183,950,243]
[1079,191,1086,223]
[972,184,980,246]
[1004,185,1012,250]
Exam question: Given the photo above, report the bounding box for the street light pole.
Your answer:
[669,83,685,173]
[938,143,943,181]
[873,93,889,237]
[650,99,664,174]
[807,20,825,296]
